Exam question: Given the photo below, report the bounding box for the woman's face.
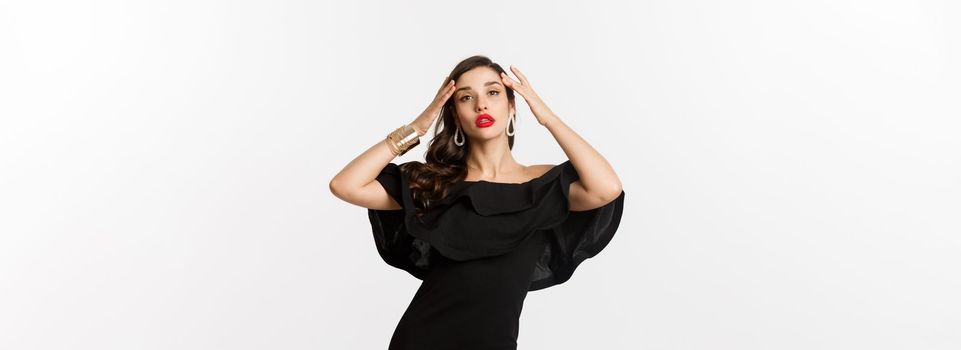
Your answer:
[452,67,514,142]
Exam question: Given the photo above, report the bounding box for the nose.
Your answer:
[475,96,488,112]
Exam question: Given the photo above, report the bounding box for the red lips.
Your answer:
[475,114,495,128]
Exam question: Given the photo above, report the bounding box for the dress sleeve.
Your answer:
[366,162,432,280]
[527,160,626,291]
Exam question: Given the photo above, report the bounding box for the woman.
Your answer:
[329,55,626,349]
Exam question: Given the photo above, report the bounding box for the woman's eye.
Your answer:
[458,91,498,102]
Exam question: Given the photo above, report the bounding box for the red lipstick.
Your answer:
[475,114,495,128]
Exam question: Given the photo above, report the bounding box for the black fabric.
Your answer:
[367,160,625,349]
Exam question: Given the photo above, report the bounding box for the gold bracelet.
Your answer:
[385,124,421,156]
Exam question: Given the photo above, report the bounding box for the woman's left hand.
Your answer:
[500,65,557,127]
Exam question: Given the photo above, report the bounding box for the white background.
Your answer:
[2,0,959,349]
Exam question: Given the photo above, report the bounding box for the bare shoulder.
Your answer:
[524,163,557,180]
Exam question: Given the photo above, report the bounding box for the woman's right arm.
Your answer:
[328,75,456,210]
[328,139,407,210]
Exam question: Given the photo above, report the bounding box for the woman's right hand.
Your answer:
[329,76,456,210]
[410,76,457,136]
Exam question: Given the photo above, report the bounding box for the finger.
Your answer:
[500,73,528,99]
[500,71,519,88]
[433,80,456,107]
[437,80,455,100]
[443,80,457,99]
[510,65,529,86]
[438,76,454,94]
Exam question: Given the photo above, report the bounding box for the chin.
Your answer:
[469,128,503,140]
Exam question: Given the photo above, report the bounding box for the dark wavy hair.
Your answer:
[400,55,516,222]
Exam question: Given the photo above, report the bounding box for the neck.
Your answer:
[465,135,520,178]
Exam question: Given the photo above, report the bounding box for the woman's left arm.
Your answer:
[500,66,623,211]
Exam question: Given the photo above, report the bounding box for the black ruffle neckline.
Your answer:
[423,160,572,217]
[395,160,575,260]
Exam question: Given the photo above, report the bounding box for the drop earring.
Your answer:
[506,114,516,136]
[454,124,465,146]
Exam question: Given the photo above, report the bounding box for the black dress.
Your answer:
[368,160,626,350]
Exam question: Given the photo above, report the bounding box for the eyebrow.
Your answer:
[454,81,503,94]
